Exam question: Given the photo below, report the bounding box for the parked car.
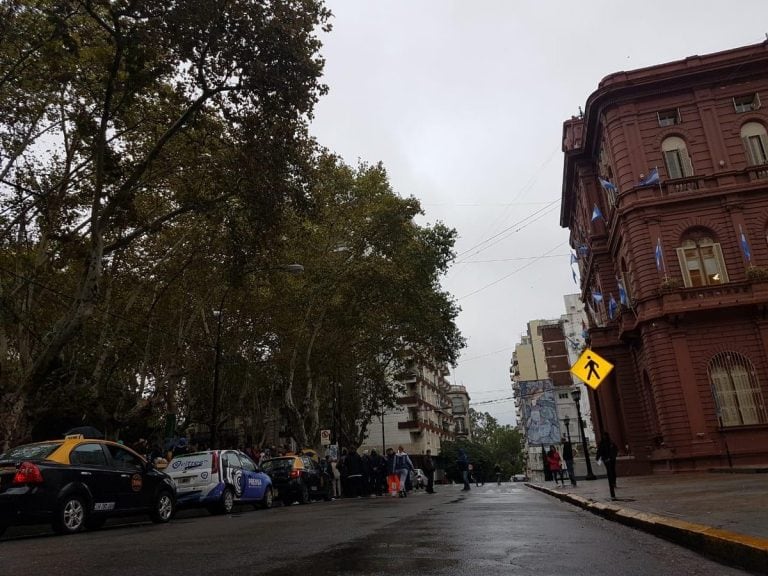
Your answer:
[260,455,331,506]
[0,435,176,536]
[165,450,273,514]
[411,468,427,489]
[512,473,529,482]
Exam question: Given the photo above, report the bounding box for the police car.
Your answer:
[165,450,273,514]
[0,435,176,536]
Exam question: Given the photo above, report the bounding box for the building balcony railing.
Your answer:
[398,420,420,430]
[396,395,419,406]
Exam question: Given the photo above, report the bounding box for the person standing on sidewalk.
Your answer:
[597,432,619,499]
[423,449,436,493]
[561,436,577,487]
[546,445,564,487]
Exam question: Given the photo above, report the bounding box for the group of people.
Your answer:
[545,432,619,498]
[320,445,436,499]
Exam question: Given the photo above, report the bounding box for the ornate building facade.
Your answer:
[561,41,768,473]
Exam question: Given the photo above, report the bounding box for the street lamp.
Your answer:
[571,387,596,480]
[563,415,571,443]
[209,263,304,449]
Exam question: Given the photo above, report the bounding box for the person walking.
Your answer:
[597,432,619,499]
[457,448,470,491]
[392,446,414,498]
[368,449,384,496]
[330,457,342,499]
[494,463,502,485]
[345,447,364,498]
[561,436,577,487]
[423,449,436,494]
[546,445,564,487]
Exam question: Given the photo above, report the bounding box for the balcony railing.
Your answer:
[398,420,420,430]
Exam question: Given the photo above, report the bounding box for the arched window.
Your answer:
[676,230,728,287]
[708,352,767,426]
[661,136,694,179]
[741,122,768,165]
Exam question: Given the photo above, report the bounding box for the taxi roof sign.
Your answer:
[64,434,84,439]
[570,349,614,389]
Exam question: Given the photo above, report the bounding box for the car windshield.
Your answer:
[260,458,295,472]
[0,442,62,461]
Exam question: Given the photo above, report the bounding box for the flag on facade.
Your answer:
[591,290,603,304]
[655,237,665,272]
[617,276,629,306]
[570,252,577,265]
[608,294,618,320]
[591,204,604,222]
[639,167,660,187]
[599,177,618,195]
[740,225,752,262]
[572,267,578,284]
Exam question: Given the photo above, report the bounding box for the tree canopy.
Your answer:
[0,1,465,450]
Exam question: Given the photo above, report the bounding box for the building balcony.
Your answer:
[398,420,420,430]
[396,395,419,406]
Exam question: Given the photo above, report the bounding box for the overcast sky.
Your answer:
[310,1,768,425]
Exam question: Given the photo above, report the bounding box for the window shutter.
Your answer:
[681,149,694,177]
[713,243,729,283]
[664,150,682,179]
[759,134,768,164]
[676,247,692,287]
[743,136,757,166]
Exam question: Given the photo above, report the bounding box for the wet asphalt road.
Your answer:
[0,483,751,575]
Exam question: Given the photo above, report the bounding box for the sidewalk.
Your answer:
[527,470,768,574]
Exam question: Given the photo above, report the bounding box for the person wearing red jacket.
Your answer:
[546,445,564,487]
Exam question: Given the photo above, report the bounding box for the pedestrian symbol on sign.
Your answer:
[570,349,613,390]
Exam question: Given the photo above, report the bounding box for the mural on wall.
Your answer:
[518,379,561,446]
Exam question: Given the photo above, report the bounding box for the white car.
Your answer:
[166,449,273,514]
[512,473,529,482]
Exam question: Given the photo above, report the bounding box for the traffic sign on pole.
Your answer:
[570,349,613,389]
[320,429,331,446]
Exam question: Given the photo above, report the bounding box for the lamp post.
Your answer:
[209,263,304,449]
[563,415,571,443]
[571,387,596,480]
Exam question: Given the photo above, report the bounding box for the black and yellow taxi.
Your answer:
[260,454,331,506]
[0,435,176,536]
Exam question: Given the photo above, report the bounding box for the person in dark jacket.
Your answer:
[369,449,384,496]
[344,447,364,498]
[561,436,577,487]
[597,432,619,499]
[423,449,436,494]
[457,448,470,491]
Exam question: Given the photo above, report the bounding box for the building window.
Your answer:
[676,234,728,287]
[708,352,767,426]
[741,122,768,165]
[657,108,681,127]
[558,392,569,399]
[733,93,761,113]
[661,136,694,179]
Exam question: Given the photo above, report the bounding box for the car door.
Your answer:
[68,443,118,513]
[104,444,150,511]
[220,451,245,500]
[236,452,264,502]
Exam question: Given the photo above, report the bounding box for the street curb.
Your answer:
[526,483,768,574]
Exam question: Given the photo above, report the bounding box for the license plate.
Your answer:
[178,477,192,484]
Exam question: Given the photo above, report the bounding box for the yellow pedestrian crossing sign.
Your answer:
[570,349,613,389]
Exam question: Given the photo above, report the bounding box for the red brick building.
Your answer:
[560,41,768,473]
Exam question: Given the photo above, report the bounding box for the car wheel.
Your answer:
[260,487,273,509]
[216,486,235,515]
[299,483,310,504]
[150,490,175,523]
[53,494,87,534]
